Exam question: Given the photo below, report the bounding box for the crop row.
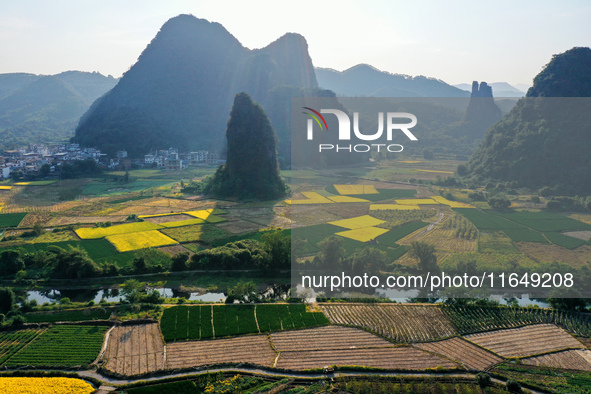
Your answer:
[4,325,107,367]
[0,329,42,365]
[442,305,591,336]
[161,304,329,342]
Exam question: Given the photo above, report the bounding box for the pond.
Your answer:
[24,288,226,304]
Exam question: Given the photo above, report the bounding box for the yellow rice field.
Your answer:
[106,230,178,252]
[0,203,3,213]
[75,221,163,239]
[329,215,386,229]
[13,182,31,185]
[0,377,94,394]
[0,186,12,190]
[398,160,423,164]
[183,210,226,223]
[395,199,440,205]
[336,227,389,242]
[160,218,206,228]
[327,196,370,203]
[334,184,379,195]
[430,196,473,208]
[285,191,333,204]
[370,204,420,210]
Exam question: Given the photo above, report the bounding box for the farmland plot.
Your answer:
[320,304,457,342]
[271,326,394,352]
[522,349,591,371]
[166,335,275,369]
[276,346,459,371]
[5,325,107,367]
[103,324,165,376]
[0,329,43,365]
[414,337,503,371]
[464,324,585,358]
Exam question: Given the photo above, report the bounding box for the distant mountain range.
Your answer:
[316,64,469,97]
[0,71,117,149]
[72,14,319,159]
[454,82,526,97]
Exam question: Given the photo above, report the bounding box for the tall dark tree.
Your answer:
[205,92,288,200]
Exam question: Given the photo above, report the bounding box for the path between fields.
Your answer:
[75,368,546,394]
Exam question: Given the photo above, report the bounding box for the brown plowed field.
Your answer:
[166,335,275,369]
[414,337,503,370]
[103,324,165,376]
[522,349,591,371]
[276,346,459,371]
[320,304,457,342]
[271,326,394,352]
[464,324,584,358]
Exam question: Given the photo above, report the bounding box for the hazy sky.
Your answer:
[1,0,589,86]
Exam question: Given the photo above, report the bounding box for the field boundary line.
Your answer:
[163,345,167,370]
[272,351,280,368]
[254,305,260,333]
[96,325,115,364]
[210,305,215,339]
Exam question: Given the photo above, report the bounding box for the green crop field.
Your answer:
[126,380,199,394]
[5,325,107,367]
[255,304,329,332]
[0,212,28,228]
[502,228,549,244]
[442,305,591,336]
[0,329,43,365]
[489,211,591,232]
[160,304,329,342]
[24,307,119,323]
[543,232,587,249]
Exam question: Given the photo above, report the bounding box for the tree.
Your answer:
[39,164,51,177]
[318,236,346,270]
[262,229,290,269]
[0,288,15,314]
[121,279,144,304]
[506,379,522,393]
[132,257,148,273]
[488,197,511,210]
[228,280,259,303]
[171,252,189,271]
[409,241,438,273]
[351,247,387,275]
[0,251,25,275]
[476,372,491,390]
[456,164,468,176]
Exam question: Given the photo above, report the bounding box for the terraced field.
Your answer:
[464,324,584,358]
[522,349,591,371]
[0,329,43,365]
[320,304,457,342]
[103,324,165,376]
[275,346,459,371]
[414,337,503,371]
[5,325,107,367]
[166,335,275,369]
[271,326,394,352]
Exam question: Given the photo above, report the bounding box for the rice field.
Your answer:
[329,215,386,229]
[159,218,207,228]
[395,199,440,205]
[0,377,95,394]
[334,184,379,195]
[327,195,370,203]
[106,230,178,252]
[286,191,333,204]
[522,349,591,371]
[370,204,420,211]
[431,196,473,208]
[414,337,503,371]
[336,227,389,242]
[75,221,163,239]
